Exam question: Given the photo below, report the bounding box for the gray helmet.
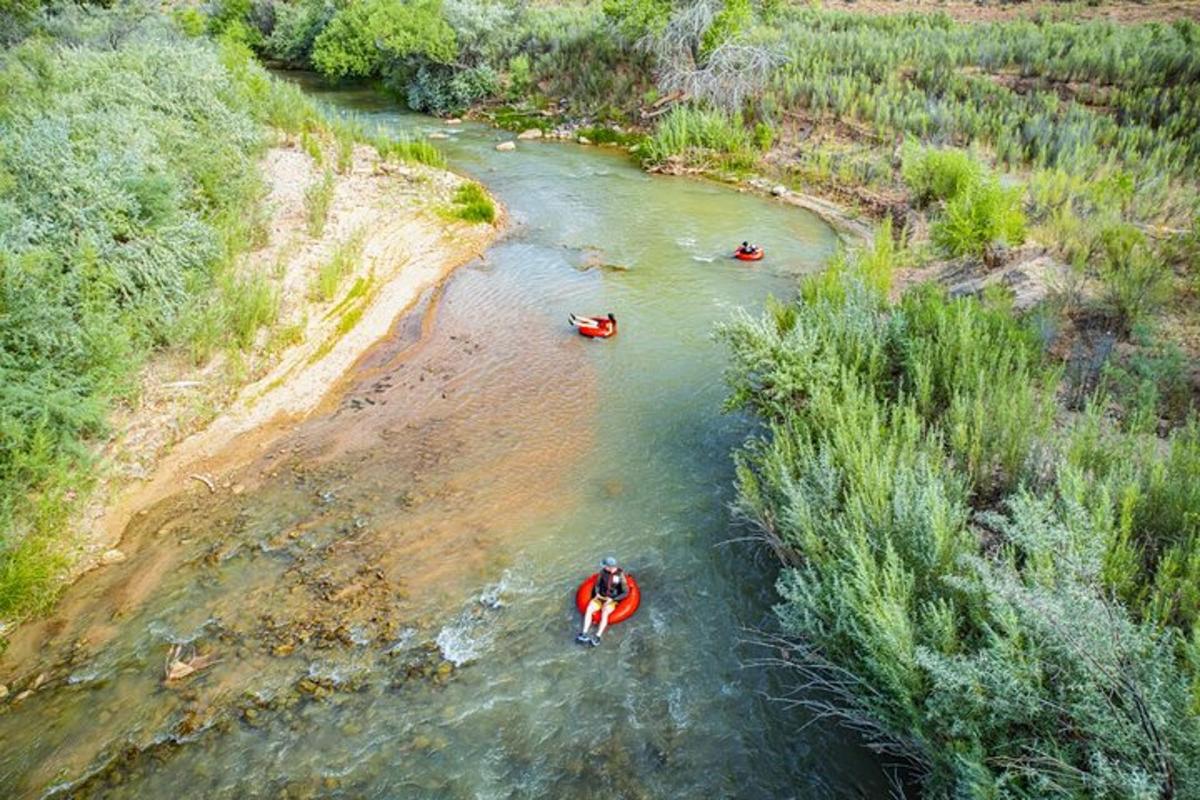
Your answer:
[601,556,618,569]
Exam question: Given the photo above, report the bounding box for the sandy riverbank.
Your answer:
[52,137,504,608]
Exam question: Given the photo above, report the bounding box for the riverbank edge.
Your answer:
[468,109,875,248]
[0,138,505,644]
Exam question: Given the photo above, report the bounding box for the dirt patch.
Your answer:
[893,244,1072,310]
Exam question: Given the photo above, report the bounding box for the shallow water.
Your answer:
[0,80,890,798]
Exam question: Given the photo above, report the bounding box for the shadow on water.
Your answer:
[0,77,892,798]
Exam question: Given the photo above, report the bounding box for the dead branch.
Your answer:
[188,473,216,493]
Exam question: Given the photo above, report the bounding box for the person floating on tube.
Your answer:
[576,556,628,647]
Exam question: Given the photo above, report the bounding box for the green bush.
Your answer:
[901,145,983,208]
[448,181,495,224]
[642,105,757,171]
[311,0,457,80]
[722,247,1200,797]
[931,177,1027,260]
[1096,223,1172,332]
[0,10,328,620]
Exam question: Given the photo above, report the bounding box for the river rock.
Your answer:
[0,684,8,700]
[771,184,788,197]
[578,135,592,145]
[495,141,516,152]
[428,132,449,140]
[517,128,543,140]
[100,548,127,566]
[444,118,462,125]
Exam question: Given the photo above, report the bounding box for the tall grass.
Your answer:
[447,182,496,224]
[309,231,365,302]
[372,133,447,168]
[304,168,335,237]
[641,105,757,171]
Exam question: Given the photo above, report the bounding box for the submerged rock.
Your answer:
[517,128,543,140]
[495,141,516,152]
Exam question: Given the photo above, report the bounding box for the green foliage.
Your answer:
[0,10,327,619]
[602,0,672,41]
[304,168,335,237]
[311,0,457,79]
[222,270,280,349]
[372,133,446,167]
[334,123,355,173]
[1096,222,1172,332]
[723,251,1200,797]
[172,6,208,38]
[931,176,1027,260]
[901,145,982,208]
[700,0,753,59]
[505,53,532,100]
[642,105,757,171]
[262,0,333,67]
[309,231,364,302]
[752,120,774,151]
[405,62,497,115]
[447,181,495,224]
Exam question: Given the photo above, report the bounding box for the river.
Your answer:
[0,79,890,798]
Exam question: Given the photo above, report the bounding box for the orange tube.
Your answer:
[575,573,640,625]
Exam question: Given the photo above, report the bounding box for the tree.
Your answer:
[311,0,457,79]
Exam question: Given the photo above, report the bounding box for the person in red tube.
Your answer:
[738,241,760,256]
[576,556,628,646]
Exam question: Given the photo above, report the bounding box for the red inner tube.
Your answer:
[577,318,616,338]
[734,249,764,261]
[575,573,640,625]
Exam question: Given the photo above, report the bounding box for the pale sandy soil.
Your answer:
[60,137,503,594]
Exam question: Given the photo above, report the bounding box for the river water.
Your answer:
[0,81,889,798]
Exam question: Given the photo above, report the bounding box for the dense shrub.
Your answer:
[311,0,456,79]
[723,246,1200,797]
[931,176,1027,261]
[901,145,982,208]
[1095,222,1172,332]
[0,10,323,618]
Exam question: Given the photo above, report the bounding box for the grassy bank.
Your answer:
[721,237,1200,796]
[0,6,449,625]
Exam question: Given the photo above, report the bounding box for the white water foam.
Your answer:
[435,619,493,667]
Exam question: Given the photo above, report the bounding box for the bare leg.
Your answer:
[595,601,616,638]
[581,598,602,635]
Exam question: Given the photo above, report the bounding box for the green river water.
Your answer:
[0,81,891,798]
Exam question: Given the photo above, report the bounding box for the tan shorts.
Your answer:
[589,597,617,610]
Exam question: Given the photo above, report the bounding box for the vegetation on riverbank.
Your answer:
[0,6,475,624]
[5,0,1198,795]
[246,0,1198,336]
[721,230,1200,794]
